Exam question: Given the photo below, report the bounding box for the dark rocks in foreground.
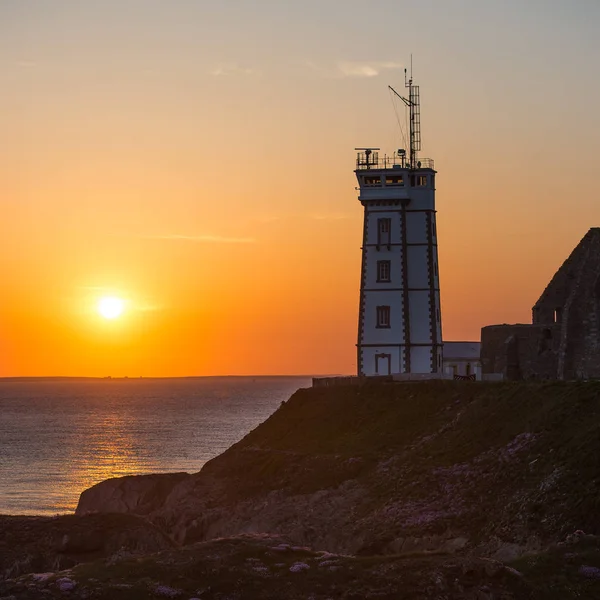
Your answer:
[0,513,174,580]
[3,532,600,599]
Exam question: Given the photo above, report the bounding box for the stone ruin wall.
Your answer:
[481,324,560,380]
[481,228,600,381]
[557,232,600,379]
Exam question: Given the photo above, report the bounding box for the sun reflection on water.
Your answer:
[0,377,311,515]
[63,412,147,510]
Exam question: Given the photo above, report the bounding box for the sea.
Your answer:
[0,376,311,516]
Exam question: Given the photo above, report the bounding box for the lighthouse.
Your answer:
[355,72,442,376]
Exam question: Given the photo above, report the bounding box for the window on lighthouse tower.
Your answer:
[376,306,391,328]
[377,260,391,282]
[377,218,391,246]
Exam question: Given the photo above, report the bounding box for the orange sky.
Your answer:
[2,1,600,376]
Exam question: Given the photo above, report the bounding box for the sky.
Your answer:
[1,0,599,377]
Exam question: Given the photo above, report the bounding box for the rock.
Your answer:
[503,566,524,578]
[76,473,190,516]
[443,537,469,552]
[56,577,76,592]
[483,561,502,577]
[31,573,54,583]
[491,543,526,562]
[154,584,182,597]
[579,565,600,579]
[289,562,310,572]
[252,566,269,574]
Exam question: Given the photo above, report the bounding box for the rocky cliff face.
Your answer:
[75,381,600,560]
[77,472,190,516]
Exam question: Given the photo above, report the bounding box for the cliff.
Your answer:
[77,380,600,558]
[4,380,600,598]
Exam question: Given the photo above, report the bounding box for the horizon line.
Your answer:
[0,374,350,382]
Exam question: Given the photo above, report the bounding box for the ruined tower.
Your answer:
[355,73,442,376]
[481,228,600,380]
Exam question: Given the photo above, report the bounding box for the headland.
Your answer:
[3,380,600,598]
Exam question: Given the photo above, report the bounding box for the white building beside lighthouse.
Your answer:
[355,73,442,376]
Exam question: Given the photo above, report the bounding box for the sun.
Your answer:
[97,296,125,320]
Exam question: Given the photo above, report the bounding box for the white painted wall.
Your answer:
[406,246,430,289]
[410,346,433,373]
[443,359,482,380]
[364,248,403,290]
[405,212,427,244]
[356,165,441,376]
[362,290,405,344]
[361,346,404,375]
[408,290,432,344]
[365,210,400,245]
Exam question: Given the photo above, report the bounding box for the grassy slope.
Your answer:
[192,381,600,549]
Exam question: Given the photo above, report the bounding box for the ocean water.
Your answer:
[0,376,311,516]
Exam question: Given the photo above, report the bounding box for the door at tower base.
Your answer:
[360,346,442,376]
[375,353,391,375]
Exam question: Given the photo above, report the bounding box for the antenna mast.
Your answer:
[388,59,421,168]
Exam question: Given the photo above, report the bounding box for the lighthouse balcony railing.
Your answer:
[356,154,434,171]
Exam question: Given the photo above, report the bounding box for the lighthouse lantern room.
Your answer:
[355,71,442,376]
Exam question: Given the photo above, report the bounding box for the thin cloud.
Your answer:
[147,234,256,244]
[301,60,331,77]
[304,60,403,79]
[210,63,257,77]
[338,61,403,78]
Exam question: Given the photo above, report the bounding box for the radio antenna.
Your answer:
[388,57,421,168]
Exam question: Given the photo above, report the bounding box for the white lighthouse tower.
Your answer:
[355,71,442,376]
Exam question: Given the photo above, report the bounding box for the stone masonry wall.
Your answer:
[482,228,600,381]
[558,230,600,379]
[481,324,559,380]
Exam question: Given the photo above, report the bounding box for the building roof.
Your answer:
[443,341,481,360]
